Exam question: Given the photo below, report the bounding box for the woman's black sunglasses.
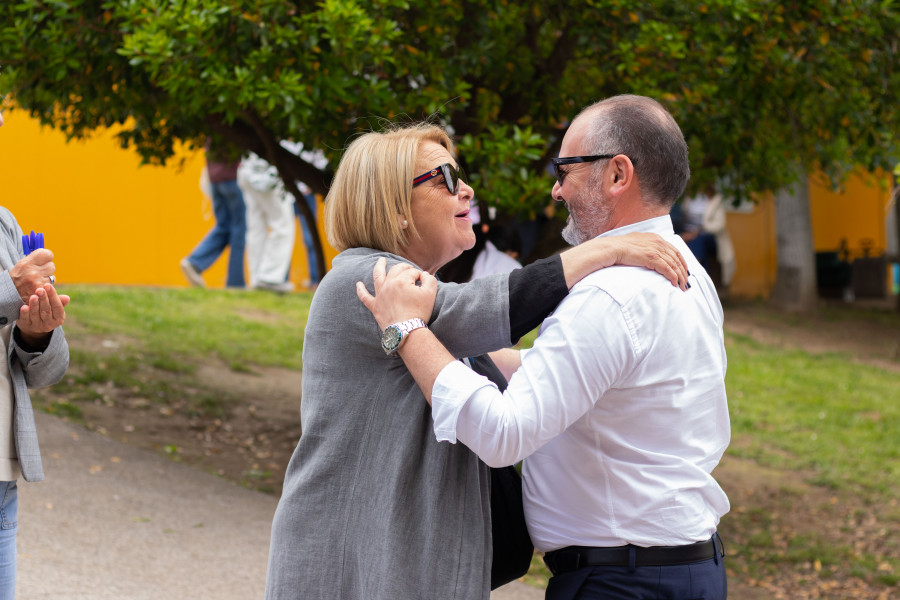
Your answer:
[412,163,464,195]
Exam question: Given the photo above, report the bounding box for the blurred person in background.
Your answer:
[237,150,296,293]
[673,183,736,294]
[180,135,247,289]
[438,202,523,283]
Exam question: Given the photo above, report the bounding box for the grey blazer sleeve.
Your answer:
[0,272,22,325]
[0,206,69,389]
[12,326,69,389]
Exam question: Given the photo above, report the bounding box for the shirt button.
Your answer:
[0,318,7,325]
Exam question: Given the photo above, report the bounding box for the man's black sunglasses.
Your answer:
[412,163,464,195]
[551,154,635,185]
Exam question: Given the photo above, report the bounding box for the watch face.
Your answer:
[382,326,402,352]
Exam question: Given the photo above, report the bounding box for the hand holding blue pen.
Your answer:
[22,230,45,255]
[17,230,56,288]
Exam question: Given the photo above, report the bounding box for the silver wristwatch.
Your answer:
[381,318,427,355]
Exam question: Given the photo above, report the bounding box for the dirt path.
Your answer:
[723,298,900,371]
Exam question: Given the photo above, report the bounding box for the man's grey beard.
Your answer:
[561,213,585,246]
[561,173,613,246]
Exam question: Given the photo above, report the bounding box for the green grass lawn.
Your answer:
[61,284,311,371]
[44,284,312,422]
[726,332,899,497]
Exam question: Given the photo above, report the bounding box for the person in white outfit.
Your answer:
[677,189,736,293]
[237,152,296,293]
[468,205,523,280]
[700,192,736,291]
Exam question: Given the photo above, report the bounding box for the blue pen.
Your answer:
[22,231,45,255]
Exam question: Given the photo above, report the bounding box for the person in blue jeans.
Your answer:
[0,483,17,597]
[1,100,71,600]
[180,137,247,288]
[0,216,69,600]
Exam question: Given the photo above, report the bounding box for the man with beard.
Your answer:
[358,95,730,600]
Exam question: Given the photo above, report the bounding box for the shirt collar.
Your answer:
[597,215,674,239]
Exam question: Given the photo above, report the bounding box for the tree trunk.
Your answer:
[770,176,818,312]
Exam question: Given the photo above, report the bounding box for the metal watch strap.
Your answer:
[395,318,427,337]
[382,318,427,355]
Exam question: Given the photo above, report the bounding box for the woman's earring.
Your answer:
[402,219,408,227]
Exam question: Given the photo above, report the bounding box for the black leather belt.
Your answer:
[543,536,722,576]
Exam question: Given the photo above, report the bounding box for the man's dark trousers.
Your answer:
[544,556,727,600]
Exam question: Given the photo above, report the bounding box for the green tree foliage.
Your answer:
[2,0,898,278]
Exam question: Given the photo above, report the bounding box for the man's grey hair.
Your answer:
[578,95,689,208]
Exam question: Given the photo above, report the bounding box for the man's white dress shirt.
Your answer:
[431,216,730,552]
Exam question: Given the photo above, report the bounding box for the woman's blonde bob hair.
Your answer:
[325,122,454,254]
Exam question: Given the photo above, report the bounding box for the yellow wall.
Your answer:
[724,174,892,299]
[723,171,893,299]
[809,171,891,259]
[0,110,335,288]
[725,197,778,299]
[2,109,891,298]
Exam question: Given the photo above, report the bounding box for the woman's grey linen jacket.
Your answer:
[0,207,69,482]
[265,248,564,600]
